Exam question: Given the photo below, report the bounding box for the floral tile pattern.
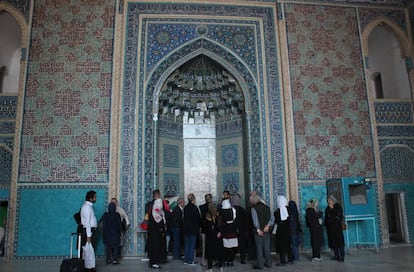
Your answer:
[285,4,375,180]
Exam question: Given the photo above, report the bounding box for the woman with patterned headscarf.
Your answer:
[219,198,238,267]
[305,198,324,262]
[324,195,345,262]
[148,198,166,269]
[274,195,293,266]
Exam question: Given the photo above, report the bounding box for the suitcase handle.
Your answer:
[70,232,81,259]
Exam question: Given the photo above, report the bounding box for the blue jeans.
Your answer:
[171,227,181,259]
[291,234,301,260]
[184,234,197,263]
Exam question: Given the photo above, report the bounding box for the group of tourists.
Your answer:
[75,189,345,271]
[143,190,346,270]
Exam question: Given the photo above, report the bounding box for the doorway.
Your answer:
[156,54,248,204]
[385,192,409,244]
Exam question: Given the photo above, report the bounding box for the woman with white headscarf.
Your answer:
[148,198,166,269]
[218,198,238,267]
[306,198,324,262]
[274,195,293,266]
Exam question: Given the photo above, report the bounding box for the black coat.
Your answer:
[199,202,209,233]
[324,203,345,248]
[274,208,291,254]
[183,203,201,235]
[234,205,247,234]
[102,203,122,247]
[205,216,223,259]
[305,207,324,249]
[171,205,183,229]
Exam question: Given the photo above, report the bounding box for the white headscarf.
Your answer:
[152,198,165,223]
[277,195,289,221]
[221,199,236,220]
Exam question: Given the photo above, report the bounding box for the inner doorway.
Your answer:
[385,192,409,244]
[156,54,248,205]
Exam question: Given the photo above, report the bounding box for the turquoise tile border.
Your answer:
[15,186,107,258]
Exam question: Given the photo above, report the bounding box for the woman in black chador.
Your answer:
[324,195,345,262]
[101,202,122,264]
[148,198,166,269]
[274,195,293,265]
[305,198,324,262]
[205,203,224,272]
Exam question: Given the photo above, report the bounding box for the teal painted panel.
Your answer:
[300,184,328,250]
[300,183,380,250]
[0,188,9,199]
[16,187,107,257]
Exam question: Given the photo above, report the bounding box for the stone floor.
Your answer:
[1,245,413,272]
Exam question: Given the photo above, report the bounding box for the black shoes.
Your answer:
[149,264,161,269]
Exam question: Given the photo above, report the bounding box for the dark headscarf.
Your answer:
[288,200,301,234]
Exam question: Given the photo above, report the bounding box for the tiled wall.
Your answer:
[284,3,375,180]
[2,0,413,258]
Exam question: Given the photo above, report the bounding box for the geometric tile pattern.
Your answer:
[285,4,376,180]
[0,96,18,119]
[0,121,15,134]
[18,0,114,183]
[3,0,31,20]
[216,119,243,138]
[122,2,282,254]
[163,173,179,196]
[359,7,407,35]
[221,144,239,168]
[374,101,413,123]
[377,125,414,137]
[222,172,240,195]
[163,144,179,168]
[0,136,14,151]
[0,146,12,185]
[381,146,414,182]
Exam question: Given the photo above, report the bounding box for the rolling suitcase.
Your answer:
[60,232,84,272]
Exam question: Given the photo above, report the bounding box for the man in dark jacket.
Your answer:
[250,193,274,269]
[199,193,212,266]
[183,193,201,265]
[171,197,185,259]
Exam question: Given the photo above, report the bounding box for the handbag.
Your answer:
[341,221,347,230]
[140,212,149,230]
[82,241,96,269]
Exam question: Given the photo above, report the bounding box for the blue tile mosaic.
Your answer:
[0,147,12,185]
[222,144,239,168]
[375,101,413,123]
[163,144,179,168]
[163,173,180,196]
[222,172,240,194]
[0,96,17,119]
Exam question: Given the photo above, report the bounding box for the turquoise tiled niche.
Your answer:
[16,187,107,257]
[384,182,414,243]
[299,184,328,251]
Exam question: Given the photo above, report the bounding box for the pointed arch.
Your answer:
[151,39,256,116]
[0,2,29,48]
[149,38,257,115]
[361,16,412,57]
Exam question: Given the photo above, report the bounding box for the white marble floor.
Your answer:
[1,245,413,272]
